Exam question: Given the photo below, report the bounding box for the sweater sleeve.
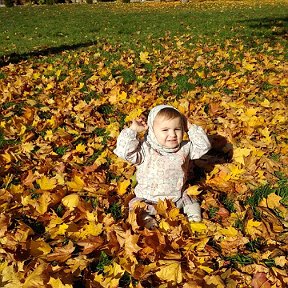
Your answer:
[113,128,144,165]
[188,124,211,160]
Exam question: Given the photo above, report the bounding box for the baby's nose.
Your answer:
[169,130,177,137]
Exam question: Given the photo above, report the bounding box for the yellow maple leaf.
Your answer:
[156,260,182,284]
[186,185,202,196]
[21,142,35,154]
[73,222,103,239]
[159,220,170,231]
[280,77,288,86]
[94,150,108,167]
[1,265,22,286]
[19,124,26,135]
[274,256,287,267]
[196,70,206,78]
[219,226,238,237]
[168,208,180,219]
[245,219,262,237]
[227,164,245,180]
[140,51,150,63]
[54,173,65,185]
[30,240,51,257]
[75,143,86,153]
[44,130,54,141]
[260,98,270,107]
[189,222,207,233]
[125,108,144,122]
[55,69,62,79]
[117,179,130,196]
[94,273,104,284]
[35,191,51,214]
[48,277,73,288]
[23,263,46,288]
[33,72,41,80]
[36,176,57,190]
[204,275,225,288]
[258,127,272,144]
[62,193,80,210]
[67,175,85,191]
[118,91,127,101]
[1,151,12,163]
[46,82,55,90]
[58,223,69,235]
[267,193,282,209]
[103,262,125,278]
[233,147,251,165]
[199,265,214,273]
[106,122,119,138]
[242,60,255,71]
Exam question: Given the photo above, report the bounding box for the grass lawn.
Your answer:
[0,0,287,64]
[0,1,287,287]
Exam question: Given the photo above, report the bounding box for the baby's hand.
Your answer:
[130,117,148,133]
[187,121,192,130]
[183,117,192,132]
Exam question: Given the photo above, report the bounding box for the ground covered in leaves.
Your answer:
[0,2,288,288]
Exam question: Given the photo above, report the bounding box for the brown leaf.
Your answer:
[251,272,271,288]
[77,236,104,254]
[46,241,75,263]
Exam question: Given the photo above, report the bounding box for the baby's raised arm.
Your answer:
[187,123,211,160]
[113,118,146,165]
[130,117,148,133]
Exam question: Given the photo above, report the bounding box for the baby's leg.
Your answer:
[128,197,157,229]
[177,192,202,222]
[129,197,157,215]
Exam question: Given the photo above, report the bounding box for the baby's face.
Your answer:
[153,115,183,149]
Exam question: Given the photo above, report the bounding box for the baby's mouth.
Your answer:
[167,139,178,144]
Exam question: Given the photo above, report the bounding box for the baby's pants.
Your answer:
[128,191,201,221]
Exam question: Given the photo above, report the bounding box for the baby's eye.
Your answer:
[175,128,182,131]
[162,129,168,132]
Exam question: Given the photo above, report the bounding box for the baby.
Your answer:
[114,104,211,228]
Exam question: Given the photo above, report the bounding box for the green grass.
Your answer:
[0,1,287,64]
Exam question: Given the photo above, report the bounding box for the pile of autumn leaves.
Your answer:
[0,33,287,287]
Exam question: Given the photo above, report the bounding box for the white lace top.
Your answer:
[114,124,211,203]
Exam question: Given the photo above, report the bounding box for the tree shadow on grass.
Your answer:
[239,17,288,44]
[0,40,97,68]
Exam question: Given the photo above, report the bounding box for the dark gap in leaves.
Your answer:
[89,251,113,273]
[1,101,15,110]
[119,271,131,287]
[83,91,99,103]
[73,278,85,288]
[121,69,136,84]
[83,196,98,209]
[225,254,255,267]
[207,238,222,253]
[96,104,114,115]
[53,203,65,217]
[107,202,122,220]
[233,218,244,232]
[219,193,236,213]
[37,110,52,120]
[85,149,102,166]
[12,103,26,116]
[208,206,219,219]
[245,237,266,252]
[53,145,69,156]
[262,258,276,268]
[21,215,45,235]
